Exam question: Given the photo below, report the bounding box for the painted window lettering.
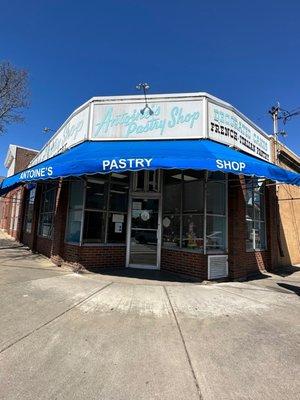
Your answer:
[102,158,153,171]
[20,166,53,180]
[216,159,246,172]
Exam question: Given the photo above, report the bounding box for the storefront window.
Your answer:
[85,179,107,210]
[183,171,204,213]
[66,173,129,244]
[65,181,84,243]
[163,170,227,253]
[83,210,106,243]
[245,178,266,251]
[206,215,226,252]
[23,185,36,234]
[182,214,204,250]
[82,178,108,243]
[162,214,180,248]
[163,170,181,214]
[163,170,182,248]
[132,170,160,192]
[107,173,129,243]
[206,173,227,253]
[38,183,57,238]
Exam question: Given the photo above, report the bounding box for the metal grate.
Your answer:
[208,255,228,279]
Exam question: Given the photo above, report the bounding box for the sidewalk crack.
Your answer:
[163,286,203,400]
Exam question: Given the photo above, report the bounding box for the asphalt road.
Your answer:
[0,232,299,400]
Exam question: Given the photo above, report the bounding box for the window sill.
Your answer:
[37,235,52,240]
[246,248,267,253]
[65,242,126,247]
[162,246,204,254]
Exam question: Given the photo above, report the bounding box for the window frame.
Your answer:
[38,183,57,239]
[245,178,267,252]
[162,170,228,254]
[65,174,129,246]
[205,173,228,254]
[132,170,161,193]
[23,186,36,234]
[64,180,85,244]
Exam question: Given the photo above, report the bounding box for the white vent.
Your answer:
[208,255,228,280]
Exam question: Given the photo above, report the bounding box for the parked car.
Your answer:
[134,230,157,244]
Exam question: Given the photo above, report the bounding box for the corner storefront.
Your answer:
[1,93,299,280]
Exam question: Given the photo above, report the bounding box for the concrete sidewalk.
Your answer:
[0,231,299,400]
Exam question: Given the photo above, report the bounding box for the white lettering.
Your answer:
[223,160,232,169]
[118,159,127,169]
[216,159,223,169]
[110,160,118,169]
[240,162,246,171]
[135,159,145,168]
[102,160,110,170]
[231,161,239,171]
[101,158,155,172]
[145,158,153,167]
[128,159,135,168]
[216,159,247,172]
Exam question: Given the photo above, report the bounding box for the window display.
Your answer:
[163,170,227,253]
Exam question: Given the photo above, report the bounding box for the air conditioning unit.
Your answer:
[208,255,228,280]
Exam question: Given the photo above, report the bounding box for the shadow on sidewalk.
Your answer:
[87,267,201,284]
[277,282,300,296]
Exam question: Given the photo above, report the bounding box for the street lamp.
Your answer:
[136,82,154,115]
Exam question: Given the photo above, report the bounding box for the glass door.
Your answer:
[128,198,160,269]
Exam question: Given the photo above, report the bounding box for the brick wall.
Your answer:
[14,148,38,174]
[161,248,207,280]
[0,187,24,240]
[0,145,37,239]
[227,175,276,280]
[36,236,52,258]
[22,231,34,248]
[63,244,126,269]
[0,195,11,231]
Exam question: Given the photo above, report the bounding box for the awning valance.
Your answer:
[1,139,300,194]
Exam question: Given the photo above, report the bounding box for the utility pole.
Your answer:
[268,102,300,164]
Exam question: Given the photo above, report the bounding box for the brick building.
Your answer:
[1,93,299,280]
[0,145,38,239]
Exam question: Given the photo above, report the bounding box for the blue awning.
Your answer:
[1,139,300,194]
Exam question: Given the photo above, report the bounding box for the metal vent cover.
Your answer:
[208,255,228,280]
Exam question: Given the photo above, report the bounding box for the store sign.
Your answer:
[208,102,270,161]
[28,95,272,167]
[102,158,153,171]
[30,106,89,166]
[216,159,246,172]
[92,100,203,140]
[20,166,53,179]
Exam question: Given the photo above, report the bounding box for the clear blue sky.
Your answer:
[1,0,299,176]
